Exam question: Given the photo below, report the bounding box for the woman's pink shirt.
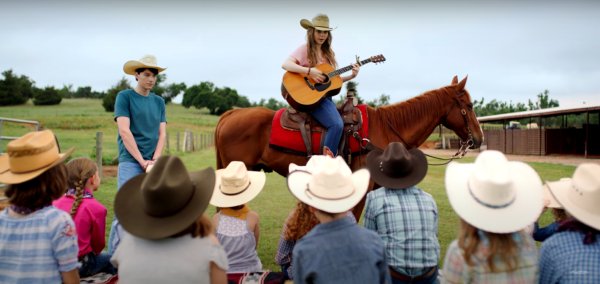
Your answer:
[290,44,330,67]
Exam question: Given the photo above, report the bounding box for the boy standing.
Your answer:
[363,142,440,284]
[287,156,392,284]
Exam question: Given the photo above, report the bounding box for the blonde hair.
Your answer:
[306,28,337,69]
[458,219,521,273]
[65,158,97,217]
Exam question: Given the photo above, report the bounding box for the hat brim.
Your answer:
[123,60,167,75]
[210,170,266,208]
[300,19,336,31]
[289,163,306,173]
[366,148,428,189]
[115,167,215,240]
[548,180,600,231]
[445,161,543,233]
[0,147,75,184]
[543,183,562,209]
[287,168,370,213]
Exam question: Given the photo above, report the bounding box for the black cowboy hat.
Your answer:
[366,142,428,189]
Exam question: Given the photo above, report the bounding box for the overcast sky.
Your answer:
[1,0,599,108]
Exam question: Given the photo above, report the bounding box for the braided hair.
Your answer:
[65,158,97,217]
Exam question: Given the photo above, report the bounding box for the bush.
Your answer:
[103,77,131,112]
[0,69,33,106]
[33,86,62,105]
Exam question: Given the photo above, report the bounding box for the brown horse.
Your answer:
[215,76,483,218]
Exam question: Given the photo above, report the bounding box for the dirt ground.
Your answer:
[421,149,600,167]
[102,165,118,179]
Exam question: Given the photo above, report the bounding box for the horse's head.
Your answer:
[441,76,484,149]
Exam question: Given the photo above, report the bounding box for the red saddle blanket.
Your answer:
[269,104,370,156]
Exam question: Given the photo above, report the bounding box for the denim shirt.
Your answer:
[533,221,559,242]
[292,217,392,284]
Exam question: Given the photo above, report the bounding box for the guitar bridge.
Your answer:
[303,77,315,90]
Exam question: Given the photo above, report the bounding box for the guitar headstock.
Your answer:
[370,54,386,64]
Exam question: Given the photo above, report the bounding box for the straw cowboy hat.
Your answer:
[0,130,74,184]
[287,156,370,213]
[543,178,571,209]
[210,161,266,208]
[445,150,544,233]
[123,54,167,75]
[288,155,328,173]
[300,14,337,31]
[547,164,600,230]
[115,155,215,240]
[366,142,428,189]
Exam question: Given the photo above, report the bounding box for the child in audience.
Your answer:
[443,150,542,283]
[539,163,600,283]
[0,130,80,284]
[287,156,392,284]
[53,158,115,277]
[110,155,228,284]
[533,181,569,242]
[210,161,266,274]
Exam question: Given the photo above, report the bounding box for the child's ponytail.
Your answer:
[65,158,98,217]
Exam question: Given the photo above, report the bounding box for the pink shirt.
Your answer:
[53,191,107,258]
[290,44,330,67]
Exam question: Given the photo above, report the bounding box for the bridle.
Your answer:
[352,91,475,166]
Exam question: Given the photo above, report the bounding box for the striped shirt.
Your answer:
[363,186,440,276]
[0,206,80,283]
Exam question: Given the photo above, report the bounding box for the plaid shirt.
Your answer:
[363,186,440,276]
[275,211,356,279]
[443,231,539,283]
[539,231,600,284]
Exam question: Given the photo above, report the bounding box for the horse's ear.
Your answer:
[451,76,458,85]
[455,75,468,91]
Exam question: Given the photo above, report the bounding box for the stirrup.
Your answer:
[323,146,334,158]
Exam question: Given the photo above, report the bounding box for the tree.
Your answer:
[58,84,74,98]
[151,74,187,104]
[102,77,132,112]
[33,86,62,105]
[474,90,559,117]
[0,69,34,106]
[367,94,390,108]
[235,95,252,108]
[74,86,92,98]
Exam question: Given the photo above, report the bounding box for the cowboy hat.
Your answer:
[288,155,328,173]
[543,178,571,209]
[287,156,370,213]
[0,130,74,184]
[115,155,215,240]
[547,164,600,230]
[367,142,428,189]
[210,161,266,208]
[300,14,337,31]
[445,150,543,233]
[123,54,167,75]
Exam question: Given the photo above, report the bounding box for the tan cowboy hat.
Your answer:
[123,54,167,75]
[547,164,600,230]
[300,14,337,31]
[367,142,428,189]
[543,178,571,209]
[210,161,266,208]
[288,155,328,173]
[287,156,370,213]
[115,155,215,240]
[445,150,544,233]
[0,130,74,184]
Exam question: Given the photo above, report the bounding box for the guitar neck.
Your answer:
[326,58,372,78]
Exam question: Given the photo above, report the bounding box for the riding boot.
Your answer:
[323,146,334,158]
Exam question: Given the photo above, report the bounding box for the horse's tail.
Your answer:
[215,109,239,169]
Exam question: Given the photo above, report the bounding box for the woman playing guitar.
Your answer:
[281,13,360,158]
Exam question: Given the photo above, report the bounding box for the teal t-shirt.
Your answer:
[114,89,167,163]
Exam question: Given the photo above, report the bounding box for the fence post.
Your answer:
[166,133,170,154]
[95,131,103,178]
[196,133,199,150]
[176,132,180,152]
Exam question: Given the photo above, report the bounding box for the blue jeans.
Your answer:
[311,98,343,155]
[281,264,291,279]
[107,161,144,256]
[79,251,116,277]
[391,267,439,284]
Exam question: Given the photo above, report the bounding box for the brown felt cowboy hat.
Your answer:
[300,14,337,31]
[115,155,215,240]
[0,130,74,184]
[366,142,428,189]
[123,54,167,75]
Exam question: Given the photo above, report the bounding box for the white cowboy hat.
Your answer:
[210,161,266,208]
[288,155,328,174]
[543,178,571,209]
[547,164,600,231]
[123,54,167,75]
[287,156,370,214]
[445,150,544,233]
[300,14,337,31]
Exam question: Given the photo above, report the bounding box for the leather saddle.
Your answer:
[280,97,364,161]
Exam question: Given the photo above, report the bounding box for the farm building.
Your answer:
[477,104,600,159]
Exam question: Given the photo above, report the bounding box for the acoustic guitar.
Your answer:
[281,54,386,112]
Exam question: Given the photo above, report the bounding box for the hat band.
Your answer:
[468,181,515,209]
[144,184,195,218]
[305,184,355,200]
[220,181,251,196]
